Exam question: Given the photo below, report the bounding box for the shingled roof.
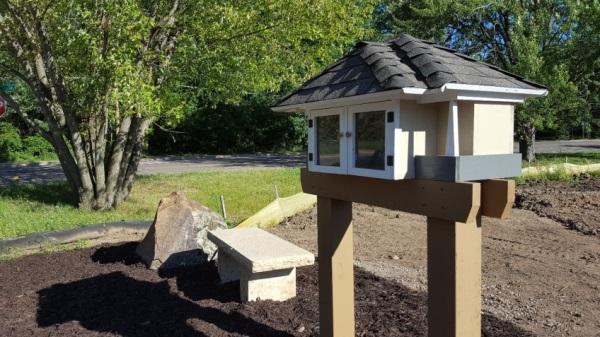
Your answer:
[275,33,546,107]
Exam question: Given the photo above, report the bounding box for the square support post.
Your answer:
[427,216,482,337]
[317,196,354,337]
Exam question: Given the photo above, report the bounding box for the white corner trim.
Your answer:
[445,101,459,156]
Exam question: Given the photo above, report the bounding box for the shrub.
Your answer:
[147,93,308,155]
[0,122,56,162]
[21,135,55,159]
[0,122,23,161]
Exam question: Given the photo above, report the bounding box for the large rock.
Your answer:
[136,192,227,270]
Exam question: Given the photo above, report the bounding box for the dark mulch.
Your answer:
[0,242,534,337]
[516,174,600,236]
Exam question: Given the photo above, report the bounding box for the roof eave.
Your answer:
[271,88,414,112]
[272,85,548,112]
[440,83,548,96]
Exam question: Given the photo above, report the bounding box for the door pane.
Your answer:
[316,115,340,167]
[355,111,385,170]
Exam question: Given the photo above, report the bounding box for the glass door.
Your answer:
[347,102,396,179]
[316,114,342,167]
[308,107,348,174]
[354,110,386,170]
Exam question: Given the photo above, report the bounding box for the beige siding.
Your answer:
[397,100,438,179]
[458,102,475,155]
[436,101,475,155]
[472,103,514,155]
[436,103,448,155]
[436,101,514,156]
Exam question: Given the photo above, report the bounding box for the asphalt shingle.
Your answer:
[275,33,546,107]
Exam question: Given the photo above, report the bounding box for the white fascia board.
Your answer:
[455,93,524,103]
[271,88,424,113]
[418,84,546,104]
[440,83,548,96]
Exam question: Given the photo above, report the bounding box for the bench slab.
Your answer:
[207,228,314,273]
[207,228,314,302]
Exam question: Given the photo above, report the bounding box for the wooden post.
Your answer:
[317,196,354,337]
[301,171,514,337]
[427,216,482,337]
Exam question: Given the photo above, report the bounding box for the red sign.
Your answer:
[0,97,6,117]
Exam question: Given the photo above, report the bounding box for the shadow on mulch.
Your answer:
[29,243,536,337]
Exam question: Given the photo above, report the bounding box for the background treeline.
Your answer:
[148,91,307,155]
[2,0,599,163]
[151,0,600,157]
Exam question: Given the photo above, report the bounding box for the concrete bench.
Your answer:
[207,228,314,302]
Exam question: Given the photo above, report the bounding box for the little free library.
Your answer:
[272,33,547,337]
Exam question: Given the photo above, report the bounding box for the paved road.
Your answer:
[0,153,306,186]
[1,139,598,186]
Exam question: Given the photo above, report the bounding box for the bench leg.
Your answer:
[240,267,296,302]
[317,197,354,337]
[217,249,241,283]
[427,216,482,337]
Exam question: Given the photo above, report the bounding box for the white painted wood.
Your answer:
[402,87,427,95]
[445,101,459,156]
[347,101,397,180]
[419,91,526,104]
[392,100,402,179]
[308,107,347,175]
[455,93,524,103]
[441,83,548,96]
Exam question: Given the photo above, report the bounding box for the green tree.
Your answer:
[374,0,594,161]
[0,0,374,209]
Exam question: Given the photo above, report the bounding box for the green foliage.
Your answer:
[0,0,377,208]
[535,152,600,166]
[0,122,22,161]
[147,0,377,154]
[516,169,600,185]
[20,136,56,161]
[0,168,302,239]
[516,167,576,184]
[374,0,598,154]
[173,1,376,109]
[148,92,307,154]
[0,122,56,162]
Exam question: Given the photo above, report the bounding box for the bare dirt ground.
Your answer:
[270,192,600,336]
[516,174,600,235]
[0,177,598,336]
[0,243,535,337]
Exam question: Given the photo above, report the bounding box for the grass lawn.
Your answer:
[524,152,600,166]
[0,168,301,239]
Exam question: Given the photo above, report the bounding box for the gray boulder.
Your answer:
[136,191,227,270]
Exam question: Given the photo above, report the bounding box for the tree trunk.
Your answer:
[47,114,150,211]
[2,0,179,211]
[518,124,536,163]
